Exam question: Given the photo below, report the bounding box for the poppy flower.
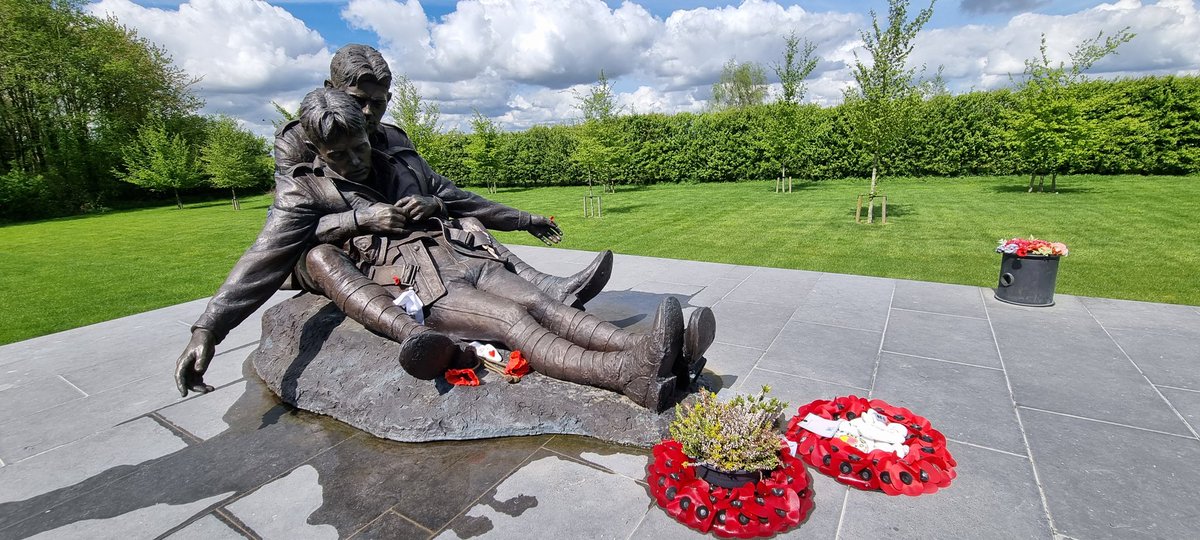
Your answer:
[505,350,531,377]
[445,368,479,386]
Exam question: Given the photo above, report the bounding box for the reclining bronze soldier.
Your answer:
[174,87,716,411]
[275,44,612,309]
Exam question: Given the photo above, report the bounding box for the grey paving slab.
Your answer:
[1157,386,1200,435]
[699,341,763,394]
[435,452,649,540]
[709,300,792,350]
[57,291,290,395]
[0,297,208,369]
[584,283,703,335]
[1107,328,1200,390]
[0,373,183,463]
[724,267,821,308]
[649,258,745,288]
[603,255,677,291]
[350,511,430,539]
[165,514,246,540]
[629,469,847,540]
[226,464,339,540]
[872,352,1027,456]
[0,381,357,539]
[0,375,85,423]
[300,432,548,533]
[158,381,249,441]
[989,299,1193,436]
[22,492,233,540]
[737,368,866,410]
[507,244,602,267]
[757,321,881,390]
[1081,296,1200,338]
[1022,408,1200,540]
[839,441,1051,539]
[790,273,894,332]
[892,279,987,319]
[882,308,1001,368]
[688,277,744,308]
[0,417,186,507]
[543,436,650,482]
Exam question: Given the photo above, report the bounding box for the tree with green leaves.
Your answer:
[575,70,622,122]
[1010,29,1134,192]
[711,60,769,110]
[113,117,202,209]
[389,75,442,154]
[269,101,298,129]
[200,116,272,210]
[0,0,199,218]
[844,0,935,223]
[774,32,820,104]
[464,110,502,193]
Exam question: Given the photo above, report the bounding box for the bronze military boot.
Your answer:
[677,306,716,388]
[509,297,684,411]
[457,219,613,308]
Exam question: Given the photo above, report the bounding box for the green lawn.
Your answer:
[2,175,1197,345]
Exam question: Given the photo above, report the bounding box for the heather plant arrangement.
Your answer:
[669,387,788,473]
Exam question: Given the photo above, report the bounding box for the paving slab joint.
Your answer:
[213,507,261,540]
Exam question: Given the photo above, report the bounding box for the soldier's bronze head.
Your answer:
[327,44,392,133]
[300,88,372,183]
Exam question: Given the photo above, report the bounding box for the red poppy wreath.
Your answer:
[647,439,814,538]
[784,395,956,496]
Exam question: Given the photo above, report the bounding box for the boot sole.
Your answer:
[398,332,459,380]
[677,307,716,385]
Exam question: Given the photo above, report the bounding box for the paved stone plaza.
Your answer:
[2,245,1198,539]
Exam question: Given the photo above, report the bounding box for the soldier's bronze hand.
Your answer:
[359,203,408,234]
[396,195,442,222]
[175,328,216,397]
[527,215,563,246]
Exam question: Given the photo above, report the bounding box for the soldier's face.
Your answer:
[344,80,390,133]
[317,130,372,183]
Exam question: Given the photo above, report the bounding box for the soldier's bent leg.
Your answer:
[472,263,716,379]
[471,263,638,352]
[424,287,681,411]
[305,244,461,380]
[457,217,613,307]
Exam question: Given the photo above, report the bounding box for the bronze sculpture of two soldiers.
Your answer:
[174,45,715,412]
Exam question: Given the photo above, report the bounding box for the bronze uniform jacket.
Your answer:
[191,125,532,344]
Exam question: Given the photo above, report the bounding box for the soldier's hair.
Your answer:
[329,44,392,89]
[299,88,367,147]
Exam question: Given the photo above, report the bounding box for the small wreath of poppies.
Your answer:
[647,439,814,538]
[783,395,956,496]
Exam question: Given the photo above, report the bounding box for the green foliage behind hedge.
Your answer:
[420,76,1199,187]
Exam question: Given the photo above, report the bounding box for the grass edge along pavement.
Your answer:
[2,174,1196,345]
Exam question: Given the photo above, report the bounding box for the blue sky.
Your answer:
[95,1,1200,135]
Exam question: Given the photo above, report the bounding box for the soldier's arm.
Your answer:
[177,175,322,396]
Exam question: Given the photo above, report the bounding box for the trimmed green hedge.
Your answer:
[427,75,1199,188]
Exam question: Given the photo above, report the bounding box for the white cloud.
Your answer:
[643,0,860,90]
[911,0,1200,92]
[88,0,331,136]
[89,0,1200,135]
[343,0,660,86]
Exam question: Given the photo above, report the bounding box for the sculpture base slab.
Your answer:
[250,294,673,447]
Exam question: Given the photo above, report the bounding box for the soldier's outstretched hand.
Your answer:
[527,214,563,246]
[175,328,216,397]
